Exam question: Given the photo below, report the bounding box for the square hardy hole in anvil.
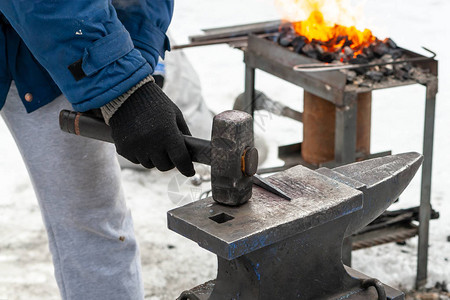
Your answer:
[209,212,234,224]
[167,164,363,260]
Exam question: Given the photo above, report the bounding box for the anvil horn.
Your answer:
[320,152,424,237]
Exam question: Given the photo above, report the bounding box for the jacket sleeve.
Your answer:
[113,0,173,68]
[0,1,170,112]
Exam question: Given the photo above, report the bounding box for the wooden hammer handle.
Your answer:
[59,110,211,165]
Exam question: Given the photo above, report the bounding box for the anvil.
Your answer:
[168,152,423,299]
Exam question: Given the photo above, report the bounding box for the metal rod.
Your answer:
[190,20,281,42]
[252,174,291,200]
[172,33,278,50]
[293,47,437,72]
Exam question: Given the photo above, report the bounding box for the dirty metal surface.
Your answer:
[210,110,255,206]
[168,165,363,260]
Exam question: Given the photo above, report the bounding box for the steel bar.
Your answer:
[252,174,291,200]
[292,47,437,72]
[189,20,281,43]
[257,165,294,174]
[172,33,278,50]
[173,36,251,50]
[416,79,438,288]
[200,20,281,35]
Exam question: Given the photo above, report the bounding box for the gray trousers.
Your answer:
[1,84,144,300]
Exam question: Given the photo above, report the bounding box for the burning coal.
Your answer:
[285,10,375,59]
[273,0,430,86]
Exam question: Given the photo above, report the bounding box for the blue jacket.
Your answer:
[0,0,173,113]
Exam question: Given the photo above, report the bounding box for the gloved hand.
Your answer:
[108,80,195,177]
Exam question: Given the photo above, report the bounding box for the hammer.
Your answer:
[59,109,290,206]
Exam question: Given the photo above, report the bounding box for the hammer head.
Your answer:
[211,110,256,206]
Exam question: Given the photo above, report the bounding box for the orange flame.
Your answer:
[291,10,376,56]
[275,0,377,57]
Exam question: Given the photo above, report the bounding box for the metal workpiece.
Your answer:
[169,153,422,299]
[252,174,291,200]
[211,110,255,206]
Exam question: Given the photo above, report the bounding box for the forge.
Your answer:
[241,34,437,165]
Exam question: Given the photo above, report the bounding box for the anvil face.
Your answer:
[168,164,363,260]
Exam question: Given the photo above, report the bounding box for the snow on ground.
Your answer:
[0,0,449,299]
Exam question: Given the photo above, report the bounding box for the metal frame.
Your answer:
[241,35,438,288]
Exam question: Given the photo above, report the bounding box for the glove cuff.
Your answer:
[101,75,154,124]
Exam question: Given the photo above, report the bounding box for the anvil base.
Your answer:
[177,267,404,300]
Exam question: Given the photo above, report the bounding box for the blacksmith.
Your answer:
[0,1,193,299]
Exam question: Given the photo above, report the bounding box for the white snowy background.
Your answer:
[0,0,449,299]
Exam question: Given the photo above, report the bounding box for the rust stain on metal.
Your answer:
[74,113,81,136]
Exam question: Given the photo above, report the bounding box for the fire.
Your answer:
[291,11,376,56]
[275,0,377,57]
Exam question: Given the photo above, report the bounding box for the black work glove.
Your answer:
[109,81,195,177]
